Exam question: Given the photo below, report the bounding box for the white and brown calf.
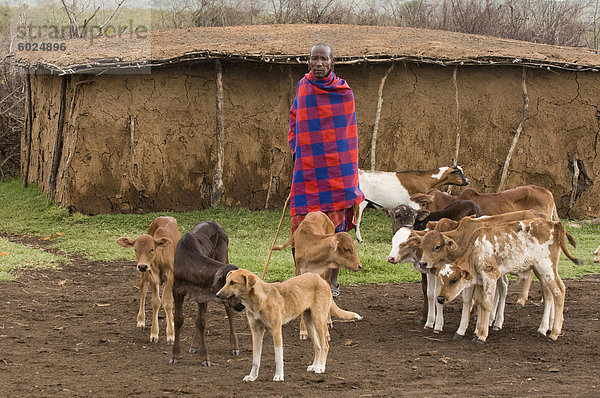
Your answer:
[355,166,469,242]
[116,216,181,344]
[387,227,444,332]
[435,219,580,343]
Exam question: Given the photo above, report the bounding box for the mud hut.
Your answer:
[15,24,600,217]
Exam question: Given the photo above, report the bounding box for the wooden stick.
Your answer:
[498,67,528,192]
[569,157,579,214]
[22,68,33,187]
[211,59,224,208]
[262,191,291,280]
[48,75,68,202]
[371,62,395,170]
[448,65,461,194]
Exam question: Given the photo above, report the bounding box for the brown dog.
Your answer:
[216,269,362,382]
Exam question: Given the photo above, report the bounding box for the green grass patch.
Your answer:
[0,236,69,281]
[1,179,599,283]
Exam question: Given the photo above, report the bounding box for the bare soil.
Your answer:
[1,249,599,396]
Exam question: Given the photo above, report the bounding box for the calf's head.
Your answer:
[434,263,472,305]
[216,268,258,302]
[116,234,173,282]
[330,232,362,271]
[385,205,418,232]
[418,230,458,271]
[387,227,422,265]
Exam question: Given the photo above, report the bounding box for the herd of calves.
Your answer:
[116,166,586,382]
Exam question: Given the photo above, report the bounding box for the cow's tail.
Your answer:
[330,300,363,321]
[556,221,581,265]
[272,236,292,251]
[551,203,560,222]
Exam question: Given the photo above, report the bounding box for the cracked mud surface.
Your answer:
[1,254,599,397]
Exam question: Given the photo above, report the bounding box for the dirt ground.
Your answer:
[1,241,599,398]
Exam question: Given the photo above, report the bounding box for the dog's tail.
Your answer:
[330,300,363,321]
[272,236,292,251]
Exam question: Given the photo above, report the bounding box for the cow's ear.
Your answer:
[410,193,433,207]
[155,237,173,247]
[116,237,134,248]
[416,210,430,222]
[461,269,472,280]
[444,237,458,251]
[384,207,392,218]
[406,235,422,248]
[330,236,339,252]
[425,221,438,230]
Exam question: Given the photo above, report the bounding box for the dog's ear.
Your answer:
[330,236,339,252]
[244,272,257,288]
[116,237,134,248]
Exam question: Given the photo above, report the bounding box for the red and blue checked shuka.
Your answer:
[288,70,364,235]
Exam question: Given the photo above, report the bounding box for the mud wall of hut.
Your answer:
[21,61,600,218]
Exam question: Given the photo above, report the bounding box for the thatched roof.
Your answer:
[14,24,600,74]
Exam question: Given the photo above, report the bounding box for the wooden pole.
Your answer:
[448,66,461,194]
[211,59,225,208]
[370,62,395,170]
[498,67,528,192]
[22,68,33,187]
[48,75,68,202]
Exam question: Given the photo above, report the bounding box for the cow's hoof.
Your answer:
[166,340,174,346]
[472,337,485,344]
[169,358,179,364]
[548,333,559,341]
[299,334,308,341]
[492,326,502,331]
[231,349,240,356]
[453,333,464,340]
[423,325,433,330]
[150,337,158,343]
[536,332,547,338]
[136,326,145,331]
[433,329,442,334]
[189,348,198,354]
[476,339,485,345]
[515,303,524,310]
[200,360,211,367]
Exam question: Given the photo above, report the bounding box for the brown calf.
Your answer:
[170,221,245,366]
[411,185,557,219]
[273,211,362,339]
[116,216,181,344]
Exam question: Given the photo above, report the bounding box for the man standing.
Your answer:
[288,42,364,297]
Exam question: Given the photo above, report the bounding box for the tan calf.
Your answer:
[216,269,362,382]
[435,219,580,343]
[116,216,181,344]
[273,211,362,339]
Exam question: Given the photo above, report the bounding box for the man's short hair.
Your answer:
[311,42,333,60]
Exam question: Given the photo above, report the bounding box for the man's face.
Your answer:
[309,45,333,78]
